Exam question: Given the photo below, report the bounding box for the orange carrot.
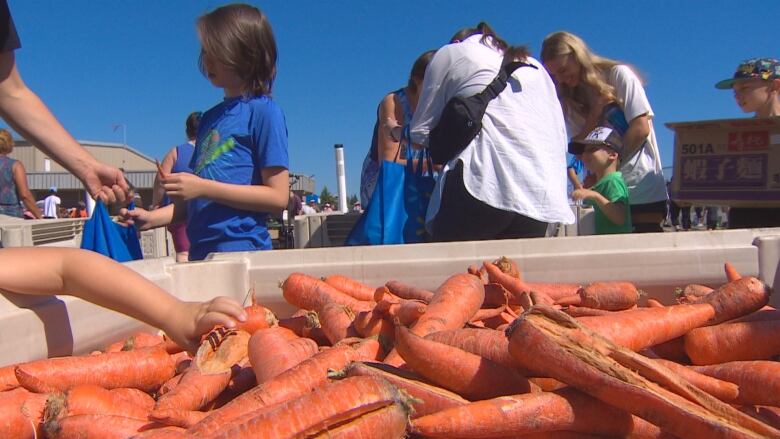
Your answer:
[44,384,150,422]
[111,388,155,412]
[282,273,374,312]
[646,298,665,308]
[44,414,162,439]
[652,359,738,403]
[188,340,377,436]
[470,304,507,322]
[15,346,175,393]
[147,409,208,429]
[384,280,434,302]
[493,256,521,279]
[725,261,742,282]
[153,362,233,413]
[675,283,714,304]
[248,327,318,384]
[649,337,690,363]
[201,375,408,438]
[685,319,780,365]
[556,282,640,311]
[690,361,780,408]
[105,332,165,353]
[529,377,568,392]
[351,310,394,339]
[157,373,183,397]
[0,363,19,391]
[562,305,614,317]
[483,261,580,302]
[424,328,519,371]
[411,387,657,438]
[277,310,329,345]
[395,299,427,325]
[322,274,376,301]
[483,282,510,307]
[697,276,770,325]
[307,403,408,439]
[235,292,278,335]
[194,329,250,375]
[0,388,46,439]
[129,427,188,438]
[383,273,484,366]
[395,325,535,400]
[343,361,469,418]
[316,301,359,344]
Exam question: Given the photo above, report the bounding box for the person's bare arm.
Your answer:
[0,247,247,353]
[620,114,651,161]
[571,188,628,226]
[152,147,177,208]
[0,52,129,204]
[377,94,405,164]
[163,167,290,214]
[12,161,41,218]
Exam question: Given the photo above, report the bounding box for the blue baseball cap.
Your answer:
[715,58,780,89]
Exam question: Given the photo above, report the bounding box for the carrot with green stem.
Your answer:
[395,324,535,400]
[322,274,376,302]
[15,346,176,393]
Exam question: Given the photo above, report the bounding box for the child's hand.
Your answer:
[118,206,153,231]
[571,188,596,201]
[163,172,207,201]
[165,297,248,354]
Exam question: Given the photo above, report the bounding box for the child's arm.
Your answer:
[162,167,290,214]
[119,203,178,231]
[0,247,247,353]
[571,188,628,226]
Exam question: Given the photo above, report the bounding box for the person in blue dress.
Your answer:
[122,4,289,261]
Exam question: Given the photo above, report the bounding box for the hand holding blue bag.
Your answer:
[80,201,143,262]
[346,129,435,246]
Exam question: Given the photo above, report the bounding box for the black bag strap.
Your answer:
[479,60,538,101]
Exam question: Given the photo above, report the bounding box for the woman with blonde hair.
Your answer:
[0,129,41,218]
[541,31,668,233]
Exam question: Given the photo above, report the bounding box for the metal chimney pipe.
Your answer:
[334,144,348,213]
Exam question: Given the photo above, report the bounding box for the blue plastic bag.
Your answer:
[346,136,434,246]
[80,201,143,262]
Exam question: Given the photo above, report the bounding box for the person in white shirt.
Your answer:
[410,22,574,242]
[43,186,60,218]
[541,31,668,233]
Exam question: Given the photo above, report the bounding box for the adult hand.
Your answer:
[83,161,132,205]
[166,297,248,354]
[163,172,208,201]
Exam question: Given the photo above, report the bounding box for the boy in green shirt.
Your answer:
[571,127,632,234]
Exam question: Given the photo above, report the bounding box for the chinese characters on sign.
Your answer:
[681,154,766,188]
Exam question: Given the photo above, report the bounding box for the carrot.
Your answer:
[342,361,469,418]
[201,375,409,439]
[470,304,507,322]
[248,327,318,384]
[0,388,46,439]
[395,325,535,400]
[424,328,518,371]
[483,282,510,307]
[188,340,377,436]
[690,361,780,408]
[697,276,770,325]
[562,305,615,317]
[675,284,714,304]
[153,362,233,413]
[0,363,19,391]
[112,388,155,411]
[493,256,521,279]
[44,384,150,423]
[15,346,175,393]
[725,261,742,282]
[732,305,780,323]
[385,280,434,302]
[44,414,162,439]
[577,302,716,352]
[235,291,279,334]
[529,377,568,391]
[129,428,188,439]
[411,387,658,438]
[483,261,580,302]
[322,274,376,301]
[650,337,690,363]
[652,359,739,403]
[157,373,183,397]
[105,332,165,353]
[277,310,320,338]
[147,409,208,429]
[481,310,517,330]
[316,301,359,344]
[646,298,665,308]
[467,264,488,284]
[351,310,394,339]
[282,272,373,312]
[307,403,407,439]
[194,328,250,375]
[740,405,780,431]
[556,281,640,311]
[685,319,780,365]
[382,273,484,366]
[506,305,780,439]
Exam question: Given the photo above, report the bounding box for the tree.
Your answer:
[320,186,337,206]
[347,194,359,207]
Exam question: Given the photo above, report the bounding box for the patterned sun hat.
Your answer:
[715,58,780,89]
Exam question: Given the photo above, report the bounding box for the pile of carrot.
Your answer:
[0,258,778,438]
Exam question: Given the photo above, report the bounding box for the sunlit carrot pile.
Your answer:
[1,258,779,438]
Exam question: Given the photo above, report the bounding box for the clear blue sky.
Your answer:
[4,1,778,198]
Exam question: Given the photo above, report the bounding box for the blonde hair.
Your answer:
[541,31,631,115]
[0,129,13,154]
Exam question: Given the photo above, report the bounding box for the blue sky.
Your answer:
[5,1,778,198]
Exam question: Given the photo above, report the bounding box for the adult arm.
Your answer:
[377,93,405,163]
[151,147,177,208]
[0,247,246,353]
[12,160,41,218]
[611,65,653,161]
[0,51,130,204]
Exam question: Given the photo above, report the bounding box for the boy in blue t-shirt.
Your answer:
[570,127,632,234]
[121,5,290,260]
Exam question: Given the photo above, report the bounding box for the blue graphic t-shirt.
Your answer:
[187,95,289,261]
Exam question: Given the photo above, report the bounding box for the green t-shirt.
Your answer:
[586,172,632,234]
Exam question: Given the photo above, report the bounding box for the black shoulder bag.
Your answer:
[428,59,538,165]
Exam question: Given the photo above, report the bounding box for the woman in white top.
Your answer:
[410,22,574,242]
[541,31,668,233]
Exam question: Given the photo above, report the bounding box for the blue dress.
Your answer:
[0,156,22,217]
